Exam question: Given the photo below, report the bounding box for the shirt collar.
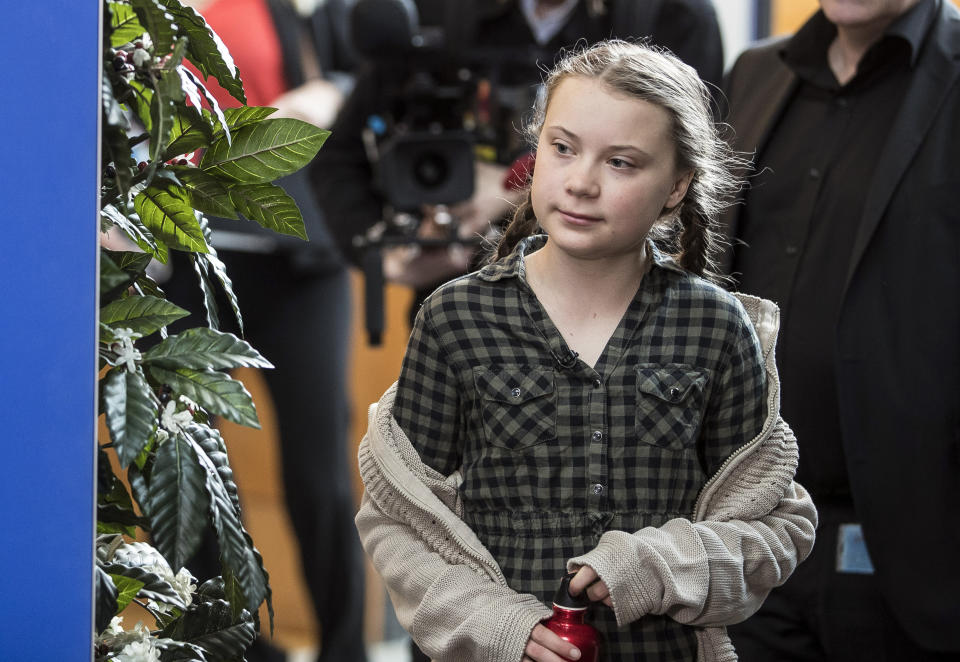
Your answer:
[477,235,686,283]
[782,0,936,76]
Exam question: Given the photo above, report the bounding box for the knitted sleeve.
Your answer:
[567,414,816,627]
[356,386,552,661]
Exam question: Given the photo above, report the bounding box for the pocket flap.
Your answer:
[474,367,555,404]
[636,364,706,403]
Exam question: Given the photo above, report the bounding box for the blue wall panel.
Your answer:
[0,2,99,660]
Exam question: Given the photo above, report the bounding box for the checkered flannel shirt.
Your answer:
[394,235,767,660]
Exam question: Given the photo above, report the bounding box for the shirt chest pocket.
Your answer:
[473,367,557,450]
[635,364,708,451]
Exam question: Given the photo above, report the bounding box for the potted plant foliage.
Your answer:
[96,0,328,659]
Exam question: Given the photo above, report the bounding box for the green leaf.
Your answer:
[189,425,239,512]
[165,107,214,161]
[135,183,209,253]
[95,567,119,633]
[178,66,231,146]
[110,574,146,612]
[159,596,254,660]
[186,431,268,612]
[157,0,246,105]
[146,434,210,571]
[100,251,133,303]
[130,0,179,55]
[105,248,154,278]
[227,182,306,239]
[97,446,145,535]
[191,252,221,331]
[149,365,259,428]
[144,327,272,371]
[200,119,329,184]
[153,639,209,662]
[102,204,167,264]
[101,112,136,206]
[100,564,187,609]
[101,294,189,336]
[148,68,187,179]
[191,615,256,660]
[126,79,154,133]
[163,106,277,163]
[109,2,147,47]
[100,249,153,303]
[101,72,129,131]
[222,105,277,130]
[192,426,274,629]
[102,368,159,469]
[172,167,237,218]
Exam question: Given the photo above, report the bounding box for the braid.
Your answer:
[674,202,726,283]
[677,207,708,277]
[489,190,539,263]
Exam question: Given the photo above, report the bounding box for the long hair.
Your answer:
[490,39,746,281]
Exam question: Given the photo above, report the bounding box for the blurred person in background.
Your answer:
[720,0,960,659]
[166,1,367,660]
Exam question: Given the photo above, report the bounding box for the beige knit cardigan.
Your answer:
[356,293,818,661]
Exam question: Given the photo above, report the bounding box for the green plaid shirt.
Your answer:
[395,235,767,660]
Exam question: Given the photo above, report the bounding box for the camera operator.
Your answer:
[312,0,725,340]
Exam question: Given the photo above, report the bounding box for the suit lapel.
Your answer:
[718,49,797,273]
[843,2,960,294]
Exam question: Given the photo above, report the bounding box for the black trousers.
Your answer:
[729,499,960,662]
[163,251,367,662]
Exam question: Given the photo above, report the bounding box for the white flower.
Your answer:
[110,327,143,373]
[169,567,197,608]
[95,619,153,652]
[160,400,194,435]
[147,566,197,615]
[114,639,161,662]
[106,616,125,635]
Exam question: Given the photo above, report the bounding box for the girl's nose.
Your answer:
[564,163,599,197]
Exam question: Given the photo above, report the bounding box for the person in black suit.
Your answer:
[720,1,960,660]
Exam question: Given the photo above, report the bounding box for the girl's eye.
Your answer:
[609,157,633,169]
[553,142,571,155]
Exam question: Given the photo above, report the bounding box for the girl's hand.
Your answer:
[569,565,613,607]
[524,623,582,661]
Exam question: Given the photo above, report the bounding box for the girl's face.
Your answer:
[531,76,692,263]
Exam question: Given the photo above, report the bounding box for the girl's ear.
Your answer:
[665,169,694,210]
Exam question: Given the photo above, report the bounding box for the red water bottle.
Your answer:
[543,572,601,662]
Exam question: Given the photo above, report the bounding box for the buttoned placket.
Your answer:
[587,369,607,504]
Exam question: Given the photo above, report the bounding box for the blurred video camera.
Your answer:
[349,0,546,343]
[351,0,543,226]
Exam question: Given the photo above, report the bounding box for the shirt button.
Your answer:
[511,387,521,399]
[836,96,849,108]
[785,245,799,256]
[592,483,605,495]
[592,430,603,441]
[593,379,602,389]
[668,386,682,400]
[808,167,821,180]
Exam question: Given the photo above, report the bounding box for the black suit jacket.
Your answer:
[720,0,960,651]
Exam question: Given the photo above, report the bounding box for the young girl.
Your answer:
[356,40,816,661]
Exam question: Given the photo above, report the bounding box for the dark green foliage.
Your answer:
[96,0,327,657]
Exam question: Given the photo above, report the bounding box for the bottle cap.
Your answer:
[553,572,590,610]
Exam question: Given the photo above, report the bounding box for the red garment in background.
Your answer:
[190,0,288,108]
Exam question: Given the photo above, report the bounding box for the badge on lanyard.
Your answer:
[836,523,875,574]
